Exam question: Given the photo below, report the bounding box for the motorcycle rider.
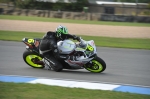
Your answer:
[39,25,80,71]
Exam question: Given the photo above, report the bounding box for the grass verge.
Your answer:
[0,82,150,99]
[0,15,150,27]
[0,30,150,50]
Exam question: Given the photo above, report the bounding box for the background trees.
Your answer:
[0,0,149,12]
[0,0,89,11]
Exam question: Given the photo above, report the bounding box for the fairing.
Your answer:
[57,40,76,54]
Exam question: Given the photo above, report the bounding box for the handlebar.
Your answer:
[79,37,87,48]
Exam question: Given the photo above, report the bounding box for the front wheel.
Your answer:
[23,50,44,68]
[85,56,106,73]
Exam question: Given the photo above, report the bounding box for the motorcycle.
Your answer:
[22,37,106,73]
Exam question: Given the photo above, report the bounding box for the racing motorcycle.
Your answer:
[22,37,106,73]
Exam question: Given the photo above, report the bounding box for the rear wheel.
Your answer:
[85,56,106,73]
[23,50,44,68]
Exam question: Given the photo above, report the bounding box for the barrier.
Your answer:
[101,14,150,23]
[0,8,150,23]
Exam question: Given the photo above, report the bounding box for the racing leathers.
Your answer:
[39,31,80,69]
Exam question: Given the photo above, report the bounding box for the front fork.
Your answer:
[84,54,97,68]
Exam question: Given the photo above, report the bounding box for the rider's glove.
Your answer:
[73,35,80,41]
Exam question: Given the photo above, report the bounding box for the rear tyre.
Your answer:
[85,56,106,73]
[23,50,44,68]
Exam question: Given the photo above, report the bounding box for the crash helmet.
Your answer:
[55,25,68,40]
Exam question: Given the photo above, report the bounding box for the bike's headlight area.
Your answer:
[85,51,94,57]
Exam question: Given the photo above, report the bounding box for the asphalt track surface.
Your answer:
[0,41,150,87]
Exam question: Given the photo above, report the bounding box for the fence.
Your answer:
[0,3,150,23]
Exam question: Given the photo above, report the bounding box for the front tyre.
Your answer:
[85,56,106,73]
[23,50,44,68]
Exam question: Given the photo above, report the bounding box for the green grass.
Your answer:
[0,82,149,99]
[0,30,150,50]
[0,15,150,27]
